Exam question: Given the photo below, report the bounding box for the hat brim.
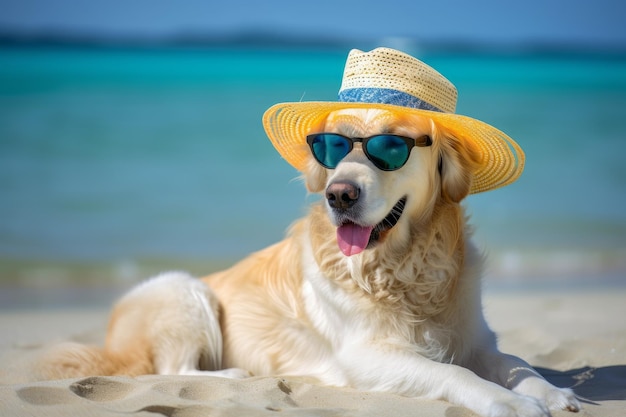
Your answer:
[262,101,525,194]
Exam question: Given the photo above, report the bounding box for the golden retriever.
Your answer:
[41,109,580,417]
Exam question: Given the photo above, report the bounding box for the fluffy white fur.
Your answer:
[41,109,581,417]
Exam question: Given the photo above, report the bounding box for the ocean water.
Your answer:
[1,45,625,294]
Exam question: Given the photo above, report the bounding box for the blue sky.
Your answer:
[1,0,625,48]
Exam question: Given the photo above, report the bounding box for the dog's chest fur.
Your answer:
[301,202,470,364]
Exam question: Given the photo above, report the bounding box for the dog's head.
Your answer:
[303,108,481,257]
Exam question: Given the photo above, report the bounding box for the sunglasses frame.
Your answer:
[306,133,432,171]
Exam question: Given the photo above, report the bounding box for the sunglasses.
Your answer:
[306,133,432,171]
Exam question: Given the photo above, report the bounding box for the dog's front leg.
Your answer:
[339,343,551,417]
[469,349,581,413]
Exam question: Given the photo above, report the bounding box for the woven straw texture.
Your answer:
[262,48,525,194]
[340,48,458,113]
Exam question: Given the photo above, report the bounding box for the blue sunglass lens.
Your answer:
[311,134,351,169]
[365,135,410,170]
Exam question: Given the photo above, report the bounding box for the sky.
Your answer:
[1,0,625,48]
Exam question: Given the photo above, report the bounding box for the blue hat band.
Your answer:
[338,87,443,113]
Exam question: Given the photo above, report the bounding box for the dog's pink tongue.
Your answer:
[336,223,374,256]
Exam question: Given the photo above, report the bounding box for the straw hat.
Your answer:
[262,47,524,194]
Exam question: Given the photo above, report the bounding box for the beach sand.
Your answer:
[0,288,625,416]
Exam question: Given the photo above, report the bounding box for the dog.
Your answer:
[41,47,583,416]
[40,106,581,417]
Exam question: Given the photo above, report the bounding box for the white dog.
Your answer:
[41,48,581,417]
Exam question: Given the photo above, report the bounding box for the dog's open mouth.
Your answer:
[336,197,407,257]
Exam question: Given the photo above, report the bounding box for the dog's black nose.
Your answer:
[326,182,360,209]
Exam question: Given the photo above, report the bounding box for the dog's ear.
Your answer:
[437,130,481,203]
[303,156,328,193]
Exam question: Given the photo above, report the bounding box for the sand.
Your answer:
[1,288,625,416]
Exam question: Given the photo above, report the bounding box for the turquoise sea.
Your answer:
[1,44,626,305]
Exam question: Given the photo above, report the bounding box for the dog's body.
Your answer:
[42,109,580,417]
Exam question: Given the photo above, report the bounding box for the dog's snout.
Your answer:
[326,182,360,209]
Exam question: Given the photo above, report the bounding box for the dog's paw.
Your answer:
[488,395,550,417]
[216,367,253,379]
[513,377,580,413]
[179,367,252,379]
[544,387,580,412]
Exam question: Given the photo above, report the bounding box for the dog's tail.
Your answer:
[36,342,153,380]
